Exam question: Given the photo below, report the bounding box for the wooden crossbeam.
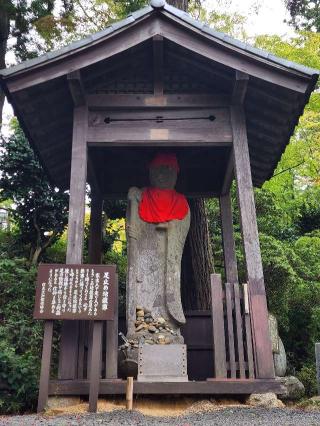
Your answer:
[67,70,86,107]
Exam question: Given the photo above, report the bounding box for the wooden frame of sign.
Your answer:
[34,263,117,413]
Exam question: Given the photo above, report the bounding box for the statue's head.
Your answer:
[149,153,179,190]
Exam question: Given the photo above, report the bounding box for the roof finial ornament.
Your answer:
[150,0,166,9]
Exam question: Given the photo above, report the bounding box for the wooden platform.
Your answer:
[49,379,284,395]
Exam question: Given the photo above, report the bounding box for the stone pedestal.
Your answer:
[137,344,188,382]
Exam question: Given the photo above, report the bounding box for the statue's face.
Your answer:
[149,165,177,189]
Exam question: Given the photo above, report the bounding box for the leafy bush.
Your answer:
[297,364,318,397]
[0,258,43,413]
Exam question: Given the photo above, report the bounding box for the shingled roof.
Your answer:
[0,0,318,196]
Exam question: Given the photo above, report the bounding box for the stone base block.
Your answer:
[137,344,188,382]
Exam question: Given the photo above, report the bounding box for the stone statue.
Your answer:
[125,153,190,348]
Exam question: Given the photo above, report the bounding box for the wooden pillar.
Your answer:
[58,105,88,379]
[231,104,274,379]
[86,190,103,379]
[219,192,238,284]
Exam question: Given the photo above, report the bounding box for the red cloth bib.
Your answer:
[139,188,189,223]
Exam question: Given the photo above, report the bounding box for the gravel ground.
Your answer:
[1,407,320,426]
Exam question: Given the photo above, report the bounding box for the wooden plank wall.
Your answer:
[211,275,255,379]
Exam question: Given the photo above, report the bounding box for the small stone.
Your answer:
[159,327,163,331]
[155,329,159,333]
[136,310,144,317]
[148,325,157,333]
[246,393,284,408]
[276,376,305,400]
[135,324,145,332]
[137,316,144,322]
[157,317,166,325]
[145,318,152,324]
[144,308,151,314]
[165,336,171,344]
[136,306,143,311]
[145,339,155,345]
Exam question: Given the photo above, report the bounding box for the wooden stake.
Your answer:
[37,320,54,413]
[126,377,134,410]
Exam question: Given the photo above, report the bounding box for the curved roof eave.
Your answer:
[0,2,318,82]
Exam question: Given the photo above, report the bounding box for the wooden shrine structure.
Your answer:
[1,0,318,398]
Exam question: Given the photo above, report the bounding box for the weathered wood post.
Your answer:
[316,343,320,395]
[231,76,274,378]
[219,191,238,284]
[58,104,88,379]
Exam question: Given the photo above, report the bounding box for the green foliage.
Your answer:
[297,364,318,397]
[0,120,69,264]
[0,258,42,413]
[285,0,320,32]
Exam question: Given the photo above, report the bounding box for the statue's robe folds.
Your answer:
[126,187,190,342]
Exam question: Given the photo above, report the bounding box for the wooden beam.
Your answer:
[58,105,88,380]
[221,154,234,195]
[49,378,284,395]
[231,104,274,379]
[232,71,249,105]
[219,193,238,284]
[87,94,231,109]
[67,70,86,107]
[153,35,163,96]
[105,274,119,379]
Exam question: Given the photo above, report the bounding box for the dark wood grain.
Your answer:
[87,94,231,109]
[211,274,227,378]
[234,283,245,378]
[219,193,238,284]
[89,321,103,412]
[225,283,236,378]
[67,70,86,107]
[243,284,255,378]
[153,35,163,96]
[231,104,274,379]
[59,105,88,380]
[49,378,284,395]
[37,320,54,413]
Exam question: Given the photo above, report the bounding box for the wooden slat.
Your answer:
[87,94,231,108]
[89,321,103,412]
[221,154,234,195]
[37,320,54,413]
[231,104,274,379]
[77,320,86,379]
[225,282,236,378]
[234,283,245,378]
[49,378,284,395]
[243,284,255,378]
[105,274,119,379]
[59,105,88,380]
[219,193,238,284]
[88,190,103,264]
[211,274,227,378]
[153,35,163,96]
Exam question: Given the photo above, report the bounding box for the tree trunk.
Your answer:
[181,199,214,310]
[167,0,214,310]
[167,0,188,12]
[0,1,9,127]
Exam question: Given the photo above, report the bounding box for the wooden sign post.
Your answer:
[34,264,117,413]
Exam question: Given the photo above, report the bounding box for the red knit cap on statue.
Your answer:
[138,153,189,223]
[149,153,180,172]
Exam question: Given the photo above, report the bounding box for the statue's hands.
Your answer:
[127,224,139,240]
[155,222,170,231]
[128,187,141,202]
